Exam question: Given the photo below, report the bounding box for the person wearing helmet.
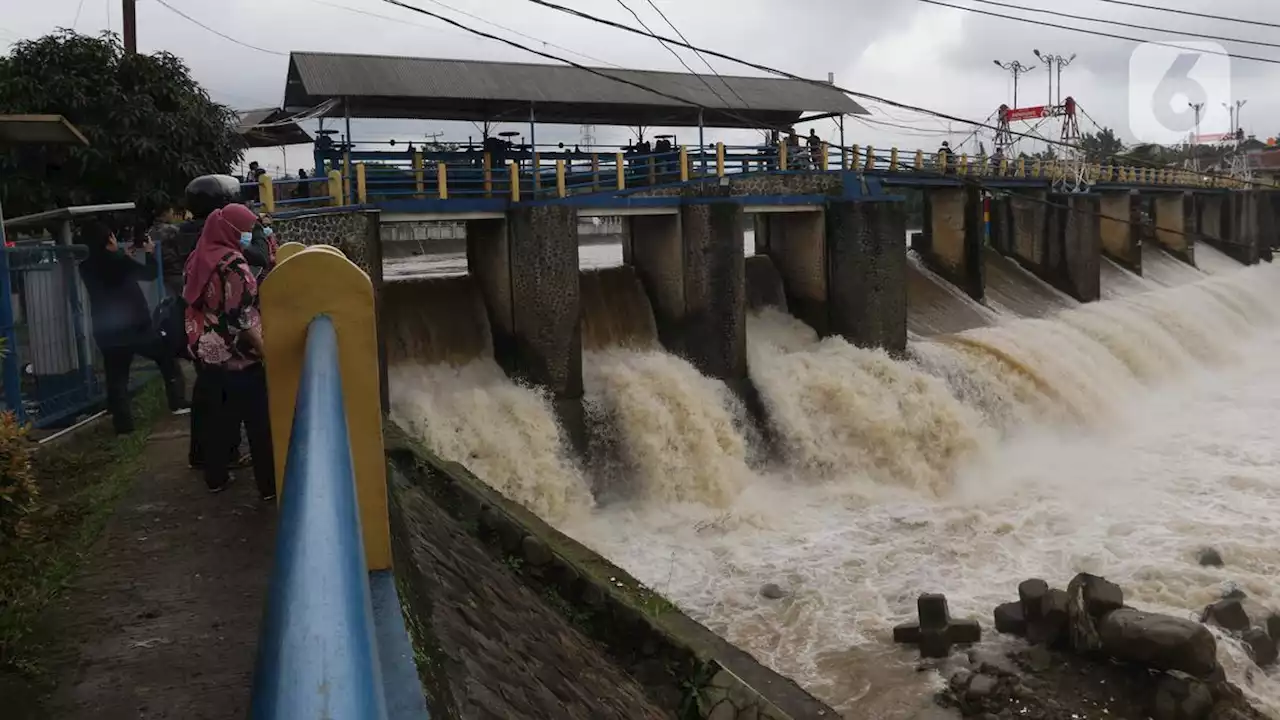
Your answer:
[165,174,242,298]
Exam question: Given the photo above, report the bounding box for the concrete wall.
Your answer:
[1198,195,1226,245]
[921,186,984,300]
[1059,194,1102,302]
[680,199,749,395]
[825,200,908,353]
[744,255,788,312]
[990,193,1101,303]
[1098,191,1141,273]
[387,427,839,720]
[1150,192,1196,265]
[625,214,685,351]
[465,218,514,371]
[1211,191,1263,266]
[755,212,827,334]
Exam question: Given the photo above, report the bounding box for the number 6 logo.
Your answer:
[1129,41,1231,145]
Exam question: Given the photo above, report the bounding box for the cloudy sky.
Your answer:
[4,0,1276,175]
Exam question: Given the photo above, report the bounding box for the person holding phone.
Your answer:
[78,221,188,434]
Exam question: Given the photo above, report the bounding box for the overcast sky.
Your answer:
[4,0,1277,175]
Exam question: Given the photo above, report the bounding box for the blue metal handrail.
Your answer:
[251,315,388,720]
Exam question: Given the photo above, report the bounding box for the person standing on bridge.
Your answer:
[183,203,275,499]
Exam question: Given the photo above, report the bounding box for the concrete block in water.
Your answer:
[1150,191,1197,265]
[921,185,984,301]
[627,214,685,351]
[1098,190,1141,273]
[825,200,907,354]
[1060,194,1101,303]
[756,210,827,334]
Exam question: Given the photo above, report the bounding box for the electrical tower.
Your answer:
[579,124,597,150]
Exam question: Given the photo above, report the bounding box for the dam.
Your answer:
[246,50,1280,719]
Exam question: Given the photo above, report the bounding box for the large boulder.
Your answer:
[1200,598,1251,632]
[1243,628,1278,667]
[1098,608,1218,678]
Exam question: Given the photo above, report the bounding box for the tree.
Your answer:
[1078,127,1125,162]
[0,31,242,218]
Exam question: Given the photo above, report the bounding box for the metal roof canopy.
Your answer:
[283,52,867,129]
[3,203,137,230]
[0,115,89,146]
[237,108,313,148]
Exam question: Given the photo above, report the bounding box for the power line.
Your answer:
[521,0,1274,189]
[913,0,1280,67]
[638,0,750,107]
[151,0,286,56]
[73,0,87,29]
[611,0,734,108]
[1088,0,1280,31]
[969,0,1280,52]
[412,0,622,68]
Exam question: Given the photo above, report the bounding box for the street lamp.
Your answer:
[994,58,1036,109]
[1034,50,1077,106]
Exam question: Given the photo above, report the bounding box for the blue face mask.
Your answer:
[239,232,253,248]
[263,227,274,238]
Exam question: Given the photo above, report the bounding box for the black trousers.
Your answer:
[189,363,246,467]
[101,339,186,435]
[200,363,275,496]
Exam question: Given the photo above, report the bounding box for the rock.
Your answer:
[967,673,998,700]
[1080,574,1124,617]
[1153,675,1214,720]
[1222,582,1246,600]
[1198,547,1224,567]
[520,535,553,567]
[993,602,1026,636]
[1024,645,1052,673]
[759,583,788,600]
[1242,628,1278,667]
[1027,589,1069,648]
[948,667,973,691]
[1066,574,1104,654]
[1267,613,1280,641]
[1098,608,1219,678]
[1201,598,1251,632]
[1018,578,1048,620]
[968,648,1018,677]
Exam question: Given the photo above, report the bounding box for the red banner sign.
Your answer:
[1005,106,1047,122]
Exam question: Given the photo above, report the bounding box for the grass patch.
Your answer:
[0,382,167,715]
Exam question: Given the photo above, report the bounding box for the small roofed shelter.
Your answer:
[237,108,313,148]
[0,114,90,146]
[282,52,867,129]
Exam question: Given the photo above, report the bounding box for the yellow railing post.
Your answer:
[355,162,367,204]
[976,153,988,176]
[1033,159,1042,178]
[532,153,542,194]
[889,147,899,172]
[556,160,566,197]
[914,149,924,171]
[820,142,830,171]
[864,146,875,171]
[616,151,626,190]
[591,153,600,191]
[413,150,425,198]
[848,144,859,170]
[959,154,969,175]
[1000,157,1010,177]
[342,153,352,204]
[509,161,520,202]
[483,152,493,198]
[327,170,342,206]
[437,162,448,200]
[260,174,275,214]
[779,141,788,170]
[1017,157,1026,177]
[679,145,689,182]
[716,142,725,176]
[938,152,948,175]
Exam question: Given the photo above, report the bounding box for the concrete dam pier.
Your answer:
[370,172,1280,719]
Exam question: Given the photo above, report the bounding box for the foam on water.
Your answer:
[389,362,593,524]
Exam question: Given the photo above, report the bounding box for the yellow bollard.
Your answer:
[820,142,830,171]
[327,169,342,206]
[616,151,626,190]
[959,154,968,176]
[1017,157,1026,177]
[849,144,860,171]
[914,149,924,172]
[864,146,876,171]
[679,145,689,182]
[716,142,725,176]
[890,147,899,172]
[260,174,275,214]
[1000,157,1009,177]
[437,162,448,200]
[779,141,788,170]
[355,162,367,204]
[509,161,520,202]
[938,151,948,175]
[556,160,566,198]
[483,152,492,198]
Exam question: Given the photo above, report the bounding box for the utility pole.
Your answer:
[123,0,137,53]
[1223,99,1247,138]
[1033,50,1077,107]
[994,58,1035,109]
[1189,102,1204,170]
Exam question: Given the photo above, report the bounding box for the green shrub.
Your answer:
[0,411,35,540]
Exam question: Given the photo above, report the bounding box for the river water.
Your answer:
[386,238,1280,718]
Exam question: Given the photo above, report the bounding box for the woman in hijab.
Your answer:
[183,203,274,499]
[78,221,187,434]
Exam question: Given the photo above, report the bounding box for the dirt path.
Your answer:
[48,415,275,719]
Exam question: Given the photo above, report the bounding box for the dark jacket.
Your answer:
[167,217,205,287]
[79,249,157,349]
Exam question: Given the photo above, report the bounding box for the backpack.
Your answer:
[154,295,189,360]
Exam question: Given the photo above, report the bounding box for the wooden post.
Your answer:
[355,162,367,204]
[437,162,448,200]
[556,160,566,197]
[483,152,492,198]
[616,151,626,190]
[716,142,725,176]
[412,150,424,198]
[260,174,275,214]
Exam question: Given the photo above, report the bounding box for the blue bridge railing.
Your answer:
[251,315,387,719]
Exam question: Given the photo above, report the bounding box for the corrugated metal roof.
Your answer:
[236,108,313,148]
[284,52,865,128]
